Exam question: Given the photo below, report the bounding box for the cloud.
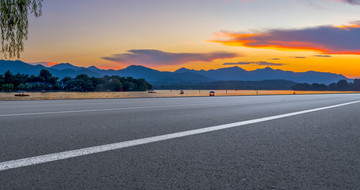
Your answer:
[335,0,360,5]
[269,58,281,60]
[291,56,307,59]
[220,0,360,6]
[102,49,239,66]
[223,61,284,66]
[211,21,360,55]
[221,0,360,5]
[314,55,332,57]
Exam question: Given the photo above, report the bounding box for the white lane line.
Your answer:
[0,100,359,171]
[0,102,228,117]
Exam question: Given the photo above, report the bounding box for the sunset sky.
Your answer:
[3,0,360,78]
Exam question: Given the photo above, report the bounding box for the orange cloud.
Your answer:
[335,0,360,5]
[48,62,60,66]
[211,22,360,55]
[333,21,360,30]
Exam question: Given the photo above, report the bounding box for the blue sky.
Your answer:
[7,0,360,77]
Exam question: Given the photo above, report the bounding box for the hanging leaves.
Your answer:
[0,0,43,59]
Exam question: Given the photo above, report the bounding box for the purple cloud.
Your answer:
[102,49,239,66]
[314,55,332,57]
[223,61,284,66]
[212,21,360,55]
[336,0,360,5]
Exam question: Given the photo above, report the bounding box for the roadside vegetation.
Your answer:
[0,69,152,92]
[291,79,360,91]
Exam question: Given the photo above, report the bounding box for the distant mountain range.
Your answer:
[0,60,349,86]
[174,67,348,84]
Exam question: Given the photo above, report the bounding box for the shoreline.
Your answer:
[0,90,359,101]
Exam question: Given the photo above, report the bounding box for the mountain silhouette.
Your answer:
[50,63,83,71]
[174,66,347,84]
[0,60,102,79]
[0,60,349,85]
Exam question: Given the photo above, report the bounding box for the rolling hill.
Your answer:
[0,60,349,86]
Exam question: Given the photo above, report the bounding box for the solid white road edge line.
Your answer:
[0,102,228,117]
[1,100,360,171]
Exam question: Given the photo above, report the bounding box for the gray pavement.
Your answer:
[1,94,360,189]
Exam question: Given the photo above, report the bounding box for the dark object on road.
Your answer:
[15,91,29,96]
[180,90,184,94]
[148,90,156,93]
[41,90,46,93]
[209,91,215,96]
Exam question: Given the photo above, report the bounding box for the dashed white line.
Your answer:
[0,100,359,171]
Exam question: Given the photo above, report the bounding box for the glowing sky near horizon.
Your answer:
[3,0,360,78]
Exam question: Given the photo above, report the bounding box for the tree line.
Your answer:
[0,69,152,92]
[154,80,296,90]
[291,79,360,91]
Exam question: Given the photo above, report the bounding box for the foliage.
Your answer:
[154,80,297,90]
[0,69,152,92]
[108,79,122,91]
[0,69,58,91]
[291,79,360,91]
[0,0,43,58]
[61,75,152,92]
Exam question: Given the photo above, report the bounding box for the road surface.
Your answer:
[1,94,360,189]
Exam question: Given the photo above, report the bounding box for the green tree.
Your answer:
[0,75,4,90]
[75,74,94,91]
[2,83,13,91]
[95,84,104,91]
[123,81,135,91]
[1,0,43,58]
[48,76,58,85]
[75,74,90,81]
[291,83,311,91]
[17,83,31,90]
[337,80,348,91]
[39,69,52,82]
[136,78,152,91]
[4,70,13,83]
[354,79,360,91]
[328,83,337,91]
[108,79,122,91]
[13,72,21,88]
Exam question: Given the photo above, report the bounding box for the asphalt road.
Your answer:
[1,94,360,189]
